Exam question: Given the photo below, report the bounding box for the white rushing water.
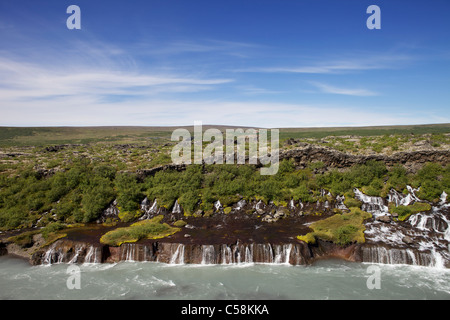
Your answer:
[355,186,450,268]
[1,256,449,300]
[170,244,185,265]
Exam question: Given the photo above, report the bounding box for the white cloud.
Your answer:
[308,81,378,97]
[0,56,233,101]
[0,55,440,128]
[0,95,437,128]
[0,37,443,128]
[233,54,412,74]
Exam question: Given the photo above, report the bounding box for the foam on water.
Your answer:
[1,256,449,300]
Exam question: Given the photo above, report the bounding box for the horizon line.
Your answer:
[0,123,449,130]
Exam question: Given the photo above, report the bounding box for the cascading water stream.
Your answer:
[169,244,185,264]
[356,186,449,268]
[84,245,100,264]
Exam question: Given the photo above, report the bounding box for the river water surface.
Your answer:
[0,255,449,300]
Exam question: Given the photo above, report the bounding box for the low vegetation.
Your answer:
[389,202,432,221]
[0,126,448,233]
[297,208,372,246]
[0,155,448,231]
[99,215,180,246]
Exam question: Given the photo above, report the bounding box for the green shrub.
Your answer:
[40,222,65,240]
[416,180,443,202]
[179,191,200,214]
[292,184,313,203]
[81,177,115,222]
[347,160,387,188]
[335,225,359,245]
[278,159,295,174]
[115,172,142,212]
[344,197,362,209]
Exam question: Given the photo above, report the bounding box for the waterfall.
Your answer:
[289,199,296,210]
[192,243,295,265]
[97,199,120,223]
[235,244,242,264]
[42,244,55,265]
[140,199,158,219]
[172,200,182,214]
[214,200,222,212]
[244,244,254,263]
[235,199,247,211]
[221,245,233,264]
[169,244,185,264]
[431,250,445,269]
[68,245,84,264]
[407,185,421,202]
[440,191,448,205]
[361,245,435,266]
[120,243,136,262]
[273,244,292,264]
[36,241,309,266]
[84,246,94,263]
[84,246,100,264]
[353,188,388,216]
[387,187,422,207]
[42,243,64,265]
[408,213,428,230]
[335,195,347,210]
[409,207,450,235]
[257,243,274,263]
[357,187,450,268]
[201,245,216,264]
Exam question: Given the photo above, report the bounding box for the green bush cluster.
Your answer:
[0,156,448,231]
[412,163,449,202]
[0,160,118,229]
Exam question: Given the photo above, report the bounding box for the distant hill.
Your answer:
[0,123,449,146]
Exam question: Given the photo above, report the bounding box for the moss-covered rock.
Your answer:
[223,207,232,214]
[100,215,180,246]
[298,207,371,246]
[173,220,187,227]
[389,202,432,221]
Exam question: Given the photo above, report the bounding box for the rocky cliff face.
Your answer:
[28,185,449,269]
[281,146,449,173]
[30,240,102,265]
[31,238,360,266]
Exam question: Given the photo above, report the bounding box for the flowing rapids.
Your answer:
[0,256,449,300]
[354,187,450,267]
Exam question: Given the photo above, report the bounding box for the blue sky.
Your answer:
[0,0,449,127]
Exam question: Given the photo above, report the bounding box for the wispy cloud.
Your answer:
[236,85,284,95]
[0,56,233,102]
[234,54,413,74]
[308,81,378,97]
[134,39,262,58]
[0,97,435,128]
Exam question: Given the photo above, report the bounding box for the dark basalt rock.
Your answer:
[0,243,7,256]
[280,146,449,173]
